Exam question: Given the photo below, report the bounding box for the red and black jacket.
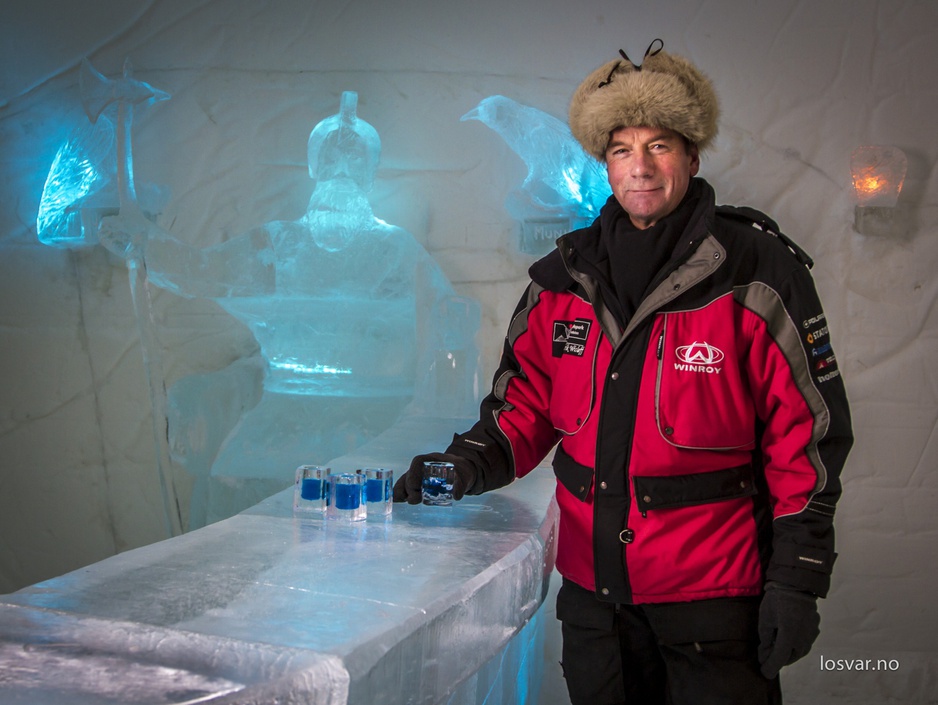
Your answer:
[447,179,853,605]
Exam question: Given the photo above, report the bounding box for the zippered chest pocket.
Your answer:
[549,320,604,435]
[654,312,756,450]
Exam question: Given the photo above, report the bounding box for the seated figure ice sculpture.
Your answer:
[195,91,456,398]
[95,91,480,527]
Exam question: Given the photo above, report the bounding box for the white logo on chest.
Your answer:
[674,341,724,374]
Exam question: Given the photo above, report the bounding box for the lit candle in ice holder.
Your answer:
[327,472,366,522]
[850,145,907,236]
[293,465,330,514]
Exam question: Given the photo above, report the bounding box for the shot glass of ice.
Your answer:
[422,461,455,507]
[293,465,330,515]
[362,468,393,517]
[327,472,366,522]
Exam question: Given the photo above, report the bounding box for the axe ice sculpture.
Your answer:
[37,58,184,536]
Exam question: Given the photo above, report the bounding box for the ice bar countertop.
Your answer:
[0,415,560,704]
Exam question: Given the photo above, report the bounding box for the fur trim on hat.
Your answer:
[569,49,719,161]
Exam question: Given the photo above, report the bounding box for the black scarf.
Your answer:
[580,178,707,327]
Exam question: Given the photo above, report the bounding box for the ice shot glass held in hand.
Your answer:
[362,468,393,517]
[293,465,330,514]
[422,461,456,506]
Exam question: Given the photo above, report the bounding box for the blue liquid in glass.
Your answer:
[365,478,387,503]
[422,475,454,505]
[301,478,323,501]
[335,482,361,510]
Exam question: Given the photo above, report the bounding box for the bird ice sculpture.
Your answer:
[461,95,612,255]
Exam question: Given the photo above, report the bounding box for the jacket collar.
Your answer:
[530,178,724,349]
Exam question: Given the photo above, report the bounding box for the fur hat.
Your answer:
[569,41,719,161]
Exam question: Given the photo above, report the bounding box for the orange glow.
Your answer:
[850,146,907,207]
[852,171,889,198]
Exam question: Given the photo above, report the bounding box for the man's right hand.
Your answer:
[393,453,476,504]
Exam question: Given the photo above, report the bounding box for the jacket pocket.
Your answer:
[556,577,616,629]
[655,311,756,450]
[548,326,601,435]
[553,444,593,502]
[633,464,756,515]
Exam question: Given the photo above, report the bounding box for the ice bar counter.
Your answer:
[0,416,559,704]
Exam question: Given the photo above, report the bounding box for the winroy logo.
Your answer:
[674,341,724,374]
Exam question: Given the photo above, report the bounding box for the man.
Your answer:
[395,43,852,705]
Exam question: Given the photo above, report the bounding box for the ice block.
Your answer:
[0,414,559,705]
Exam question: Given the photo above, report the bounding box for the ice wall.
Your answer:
[2,1,937,703]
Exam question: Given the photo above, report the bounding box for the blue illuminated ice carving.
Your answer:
[101,90,470,399]
[461,95,612,255]
[37,59,169,249]
[35,59,183,535]
[214,91,435,397]
[37,65,481,528]
[36,113,115,248]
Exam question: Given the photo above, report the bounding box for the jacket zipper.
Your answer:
[561,234,725,601]
[654,319,667,454]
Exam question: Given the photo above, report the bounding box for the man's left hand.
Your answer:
[392,452,476,504]
[757,581,821,678]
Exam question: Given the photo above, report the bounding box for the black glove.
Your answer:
[393,452,477,504]
[757,581,821,678]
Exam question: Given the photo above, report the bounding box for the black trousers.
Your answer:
[556,578,782,705]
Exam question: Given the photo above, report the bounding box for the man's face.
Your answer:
[604,126,700,230]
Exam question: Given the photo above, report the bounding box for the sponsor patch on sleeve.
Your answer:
[804,312,841,383]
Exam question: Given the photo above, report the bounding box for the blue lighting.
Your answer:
[36,115,116,248]
[462,94,612,225]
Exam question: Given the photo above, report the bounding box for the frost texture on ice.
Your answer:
[461,95,612,255]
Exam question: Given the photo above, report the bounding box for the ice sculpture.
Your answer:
[36,59,184,536]
[208,91,447,398]
[461,95,612,255]
[36,112,116,249]
[38,61,481,530]
[37,60,169,249]
[109,90,478,527]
